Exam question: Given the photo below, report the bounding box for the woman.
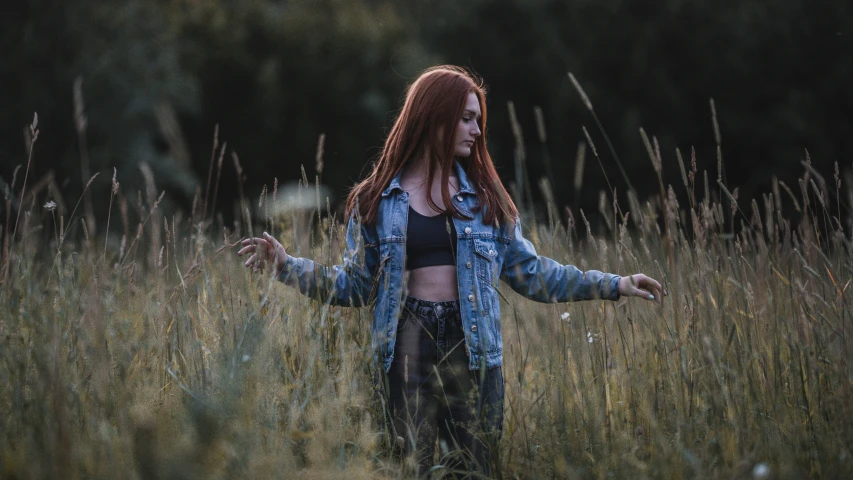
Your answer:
[237,65,664,476]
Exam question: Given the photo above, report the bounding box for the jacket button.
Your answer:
[468,294,474,302]
[466,261,472,268]
[471,325,477,332]
[489,249,495,256]
[464,227,472,234]
[456,195,463,202]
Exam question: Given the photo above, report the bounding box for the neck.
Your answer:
[405,149,455,182]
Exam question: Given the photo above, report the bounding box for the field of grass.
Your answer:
[2,121,852,479]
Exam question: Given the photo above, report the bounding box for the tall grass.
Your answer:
[1,117,851,479]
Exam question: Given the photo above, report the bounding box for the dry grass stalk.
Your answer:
[568,72,593,112]
[210,141,227,227]
[315,133,326,176]
[573,142,586,193]
[9,114,38,256]
[73,77,96,238]
[103,168,119,264]
[506,101,532,212]
[709,98,721,146]
[202,123,219,225]
[533,106,547,143]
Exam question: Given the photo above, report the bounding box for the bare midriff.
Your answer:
[404,265,459,302]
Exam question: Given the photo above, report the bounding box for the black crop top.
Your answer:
[406,206,457,269]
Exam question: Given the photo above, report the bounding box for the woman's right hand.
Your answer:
[237,232,288,276]
[618,273,666,302]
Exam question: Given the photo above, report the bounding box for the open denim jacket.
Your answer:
[278,161,621,371]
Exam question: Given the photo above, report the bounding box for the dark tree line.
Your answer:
[2,0,851,232]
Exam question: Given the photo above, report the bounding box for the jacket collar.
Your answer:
[454,161,477,195]
[381,160,476,197]
[381,170,403,197]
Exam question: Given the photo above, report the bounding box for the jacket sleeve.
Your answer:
[499,217,621,303]
[277,214,379,307]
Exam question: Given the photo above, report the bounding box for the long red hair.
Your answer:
[345,65,518,226]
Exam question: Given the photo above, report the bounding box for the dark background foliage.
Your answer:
[2,0,851,230]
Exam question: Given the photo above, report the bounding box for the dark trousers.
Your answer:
[383,296,504,478]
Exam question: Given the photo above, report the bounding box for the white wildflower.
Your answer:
[752,463,770,478]
[242,354,250,362]
[587,331,594,343]
[44,201,56,211]
[560,312,571,320]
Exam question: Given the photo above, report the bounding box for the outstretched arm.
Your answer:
[500,218,664,303]
[237,215,379,307]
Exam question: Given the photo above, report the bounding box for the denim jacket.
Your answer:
[278,161,621,371]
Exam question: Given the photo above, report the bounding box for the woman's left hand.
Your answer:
[237,232,288,276]
[618,274,666,302]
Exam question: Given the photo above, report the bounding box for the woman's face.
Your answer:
[453,92,482,157]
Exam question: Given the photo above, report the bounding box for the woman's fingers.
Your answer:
[241,236,267,245]
[644,277,665,300]
[637,277,659,302]
[237,234,284,276]
[637,286,656,301]
[636,276,658,301]
[645,276,663,297]
[622,274,665,302]
[238,237,267,255]
[262,232,285,254]
[630,275,648,299]
[244,251,270,267]
[263,232,290,276]
[239,237,268,252]
[239,238,276,257]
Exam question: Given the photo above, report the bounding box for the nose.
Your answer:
[471,123,481,137]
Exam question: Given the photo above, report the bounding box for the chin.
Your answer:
[455,146,472,157]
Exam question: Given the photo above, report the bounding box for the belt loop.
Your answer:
[403,296,418,318]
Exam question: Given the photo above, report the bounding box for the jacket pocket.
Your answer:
[474,238,499,284]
